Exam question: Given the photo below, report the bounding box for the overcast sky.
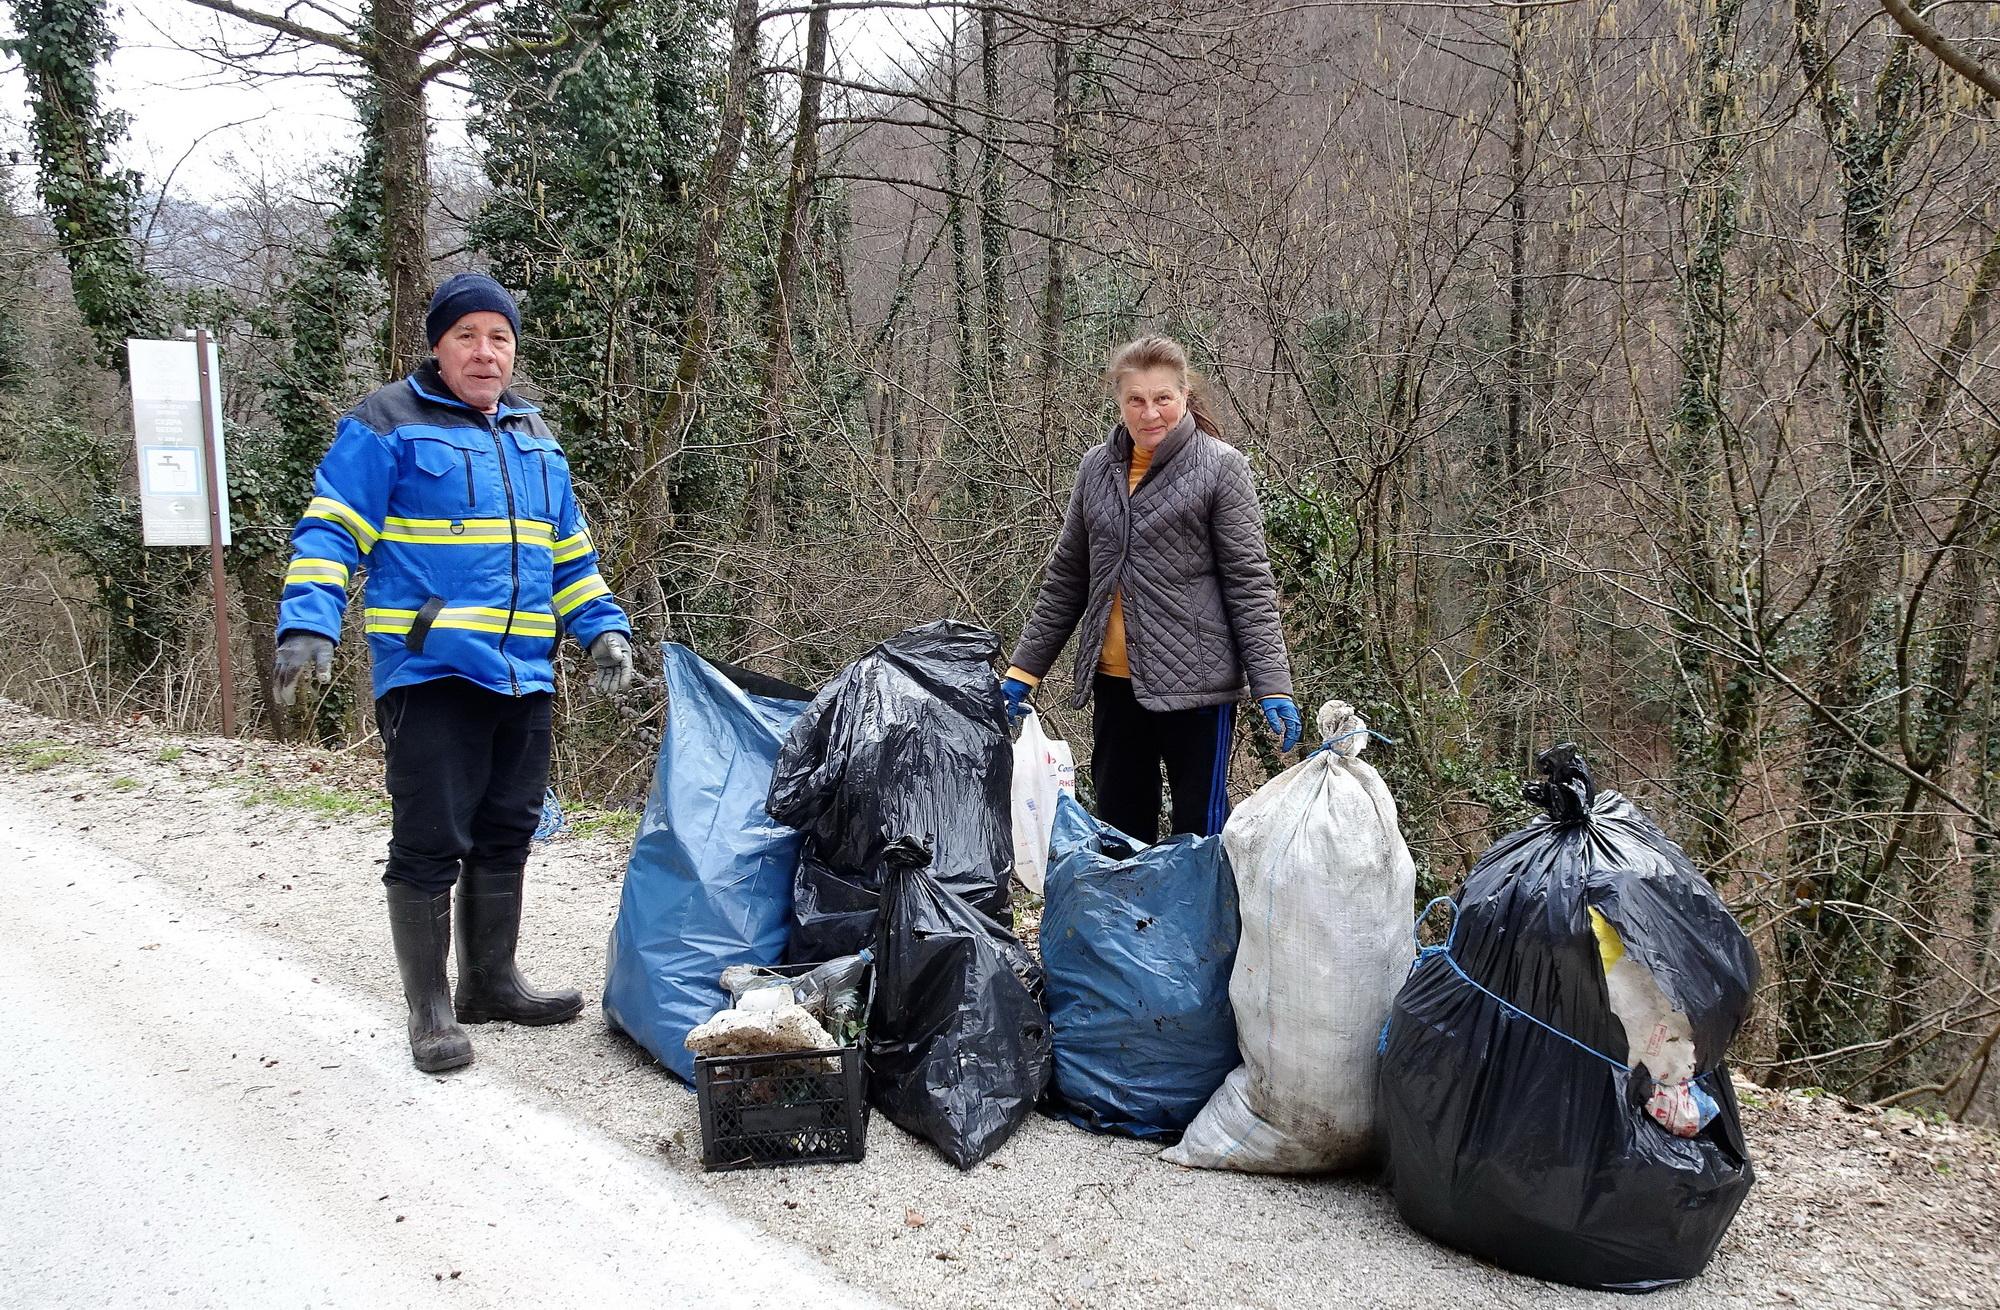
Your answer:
[2,1,924,209]
[3,2,386,204]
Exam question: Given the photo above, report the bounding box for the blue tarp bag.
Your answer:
[603,645,809,1082]
[1042,794,1241,1139]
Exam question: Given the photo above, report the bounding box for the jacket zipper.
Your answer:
[463,452,475,509]
[538,452,551,520]
[486,417,522,696]
[1113,456,1139,684]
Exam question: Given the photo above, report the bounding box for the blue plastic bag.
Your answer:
[602,645,808,1082]
[1042,795,1241,1139]
[532,787,566,842]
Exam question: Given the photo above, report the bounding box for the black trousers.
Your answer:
[1090,673,1236,845]
[378,677,553,894]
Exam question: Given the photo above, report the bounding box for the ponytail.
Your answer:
[1185,374,1223,438]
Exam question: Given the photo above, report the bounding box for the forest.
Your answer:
[1,0,1996,1120]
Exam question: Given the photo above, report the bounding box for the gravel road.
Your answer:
[0,797,883,1310]
[3,704,1997,1309]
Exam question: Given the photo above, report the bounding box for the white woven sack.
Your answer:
[1163,701,1416,1172]
[1009,710,1076,895]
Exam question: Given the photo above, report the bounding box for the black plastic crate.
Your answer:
[695,1044,869,1171]
[692,962,873,1171]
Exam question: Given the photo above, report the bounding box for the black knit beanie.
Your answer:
[425,272,521,346]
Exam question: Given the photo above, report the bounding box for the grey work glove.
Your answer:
[274,632,335,706]
[589,631,636,696]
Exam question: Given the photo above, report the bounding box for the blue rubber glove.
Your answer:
[1000,676,1033,722]
[1260,695,1303,753]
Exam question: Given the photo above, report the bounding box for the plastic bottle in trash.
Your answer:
[719,963,794,1007]
[792,949,873,1037]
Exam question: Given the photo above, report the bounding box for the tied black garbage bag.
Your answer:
[867,837,1052,1169]
[768,620,1014,963]
[1378,745,1759,1293]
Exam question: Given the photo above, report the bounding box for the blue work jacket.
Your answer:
[277,361,631,699]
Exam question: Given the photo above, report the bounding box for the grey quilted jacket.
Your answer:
[1010,413,1294,711]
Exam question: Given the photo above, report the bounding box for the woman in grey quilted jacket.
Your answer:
[1001,335,1302,843]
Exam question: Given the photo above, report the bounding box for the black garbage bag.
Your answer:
[1378,745,1759,1293]
[866,837,1052,1169]
[768,619,1014,963]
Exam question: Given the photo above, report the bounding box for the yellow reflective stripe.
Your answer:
[440,615,558,637]
[364,606,416,635]
[380,516,553,537]
[363,607,558,638]
[284,557,351,587]
[304,496,379,550]
[378,517,556,547]
[552,573,612,616]
[427,605,560,637]
[552,531,593,564]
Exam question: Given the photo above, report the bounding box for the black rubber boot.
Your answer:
[385,884,474,1072]
[453,862,584,1025]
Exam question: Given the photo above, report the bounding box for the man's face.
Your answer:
[435,311,516,414]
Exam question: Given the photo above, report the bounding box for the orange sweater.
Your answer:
[1095,445,1154,677]
[1009,444,1152,688]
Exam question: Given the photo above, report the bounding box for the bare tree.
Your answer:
[175,0,618,373]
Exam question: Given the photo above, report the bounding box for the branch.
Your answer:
[417,0,503,49]
[421,1,634,84]
[1880,0,2000,102]
[1552,548,2000,839]
[178,0,365,59]
[1791,0,1858,146]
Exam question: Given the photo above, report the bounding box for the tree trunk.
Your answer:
[747,1,830,547]
[1666,0,1751,875]
[371,0,433,378]
[979,5,1008,404]
[1777,8,1925,1081]
[945,21,976,411]
[1491,10,1534,771]
[11,0,161,369]
[1876,547,1988,1094]
[1864,218,2000,1093]
[232,553,288,740]
[1038,34,1076,457]
[625,0,762,582]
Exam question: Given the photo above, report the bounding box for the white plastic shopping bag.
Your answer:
[1010,710,1076,894]
[1164,700,1416,1172]
[1591,909,1715,1138]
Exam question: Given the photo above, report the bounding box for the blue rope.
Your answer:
[1377,897,1717,1091]
[1380,896,1458,1053]
[1308,726,1399,760]
[1409,895,1460,957]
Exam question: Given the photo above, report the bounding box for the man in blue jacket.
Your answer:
[272,273,635,1072]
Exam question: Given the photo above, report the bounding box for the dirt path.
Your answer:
[4,701,1997,1309]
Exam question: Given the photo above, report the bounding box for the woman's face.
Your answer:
[1118,365,1188,450]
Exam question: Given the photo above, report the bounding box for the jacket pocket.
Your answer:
[378,688,409,745]
[408,431,489,514]
[1194,608,1242,688]
[507,427,563,522]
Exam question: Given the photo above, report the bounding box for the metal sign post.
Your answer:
[127,333,236,736]
[193,329,236,736]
